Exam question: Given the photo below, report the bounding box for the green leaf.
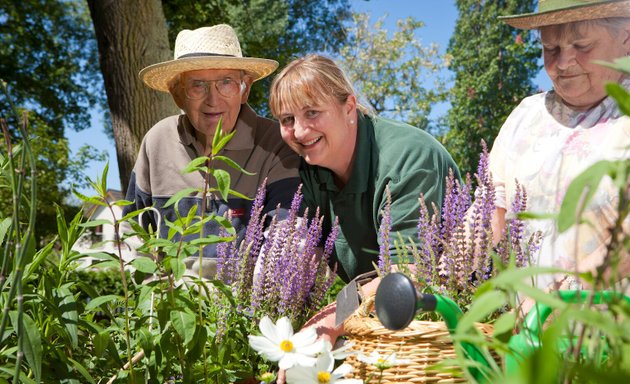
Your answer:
[595,57,630,76]
[112,199,134,207]
[170,257,186,280]
[67,357,96,384]
[129,257,158,274]
[139,328,154,359]
[170,309,196,346]
[163,187,199,209]
[189,235,235,245]
[228,188,251,200]
[25,239,55,278]
[457,290,505,331]
[213,169,231,201]
[558,160,616,232]
[73,190,107,206]
[181,156,211,174]
[516,211,556,221]
[493,312,516,339]
[211,117,225,153]
[489,266,564,288]
[79,219,111,228]
[9,312,42,383]
[93,330,111,357]
[212,215,235,235]
[605,82,630,116]
[85,295,122,311]
[213,155,255,175]
[101,162,109,193]
[0,217,12,246]
[56,285,79,348]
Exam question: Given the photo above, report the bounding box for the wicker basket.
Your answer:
[343,296,494,383]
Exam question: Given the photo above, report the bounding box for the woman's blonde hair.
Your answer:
[269,54,369,117]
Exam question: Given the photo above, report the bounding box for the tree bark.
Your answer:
[87,0,179,195]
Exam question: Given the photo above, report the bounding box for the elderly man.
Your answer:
[124,24,300,277]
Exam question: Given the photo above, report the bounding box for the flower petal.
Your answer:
[259,316,281,344]
[332,363,354,377]
[279,353,298,370]
[248,335,277,354]
[291,327,317,348]
[276,317,295,340]
[285,365,317,384]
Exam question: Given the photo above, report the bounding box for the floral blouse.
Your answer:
[489,78,630,289]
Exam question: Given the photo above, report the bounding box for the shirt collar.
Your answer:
[178,104,257,152]
[317,111,373,194]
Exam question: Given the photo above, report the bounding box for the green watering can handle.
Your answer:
[521,290,630,340]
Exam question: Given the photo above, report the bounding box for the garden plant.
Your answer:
[1,58,629,383]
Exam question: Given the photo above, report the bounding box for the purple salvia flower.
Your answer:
[216,211,238,284]
[251,214,281,311]
[377,185,393,275]
[324,216,339,260]
[417,195,439,284]
[508,180,527,267]
[471,145,495,278]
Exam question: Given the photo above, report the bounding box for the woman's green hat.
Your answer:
[500,0,630,29]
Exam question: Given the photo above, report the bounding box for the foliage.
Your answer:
[0,0,102,135]
[0,81,107,244]
[0,0,108,241]
[0,108,338,382]
[339,13,449,130]
[162,0,352,117]
[443,0,540,175]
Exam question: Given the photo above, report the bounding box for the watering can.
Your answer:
[374,272,630,381]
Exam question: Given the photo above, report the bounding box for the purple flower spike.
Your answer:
[378,185,393,275]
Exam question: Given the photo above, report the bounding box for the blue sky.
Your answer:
[68,0,548,196]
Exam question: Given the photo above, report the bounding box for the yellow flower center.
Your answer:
[280,339,294,352]
[260,372,274,381]
[317,371,331,383]
[377,358,386,364]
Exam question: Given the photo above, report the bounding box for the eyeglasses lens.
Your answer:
[185,78,240,99]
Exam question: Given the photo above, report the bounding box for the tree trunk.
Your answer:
[87,0,179,195]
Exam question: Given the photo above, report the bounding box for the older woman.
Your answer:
[492,0,630,291]
[269,54,460,283]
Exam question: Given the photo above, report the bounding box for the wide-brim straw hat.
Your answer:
[500,0,630,29]
[140,24,279,92]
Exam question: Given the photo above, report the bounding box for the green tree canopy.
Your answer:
[339,13,448,130]
[443,0,540,175]
[0,1,104,242]
[0,0,102,136]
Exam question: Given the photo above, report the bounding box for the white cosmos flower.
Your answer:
[286,351,362,384]
[248,316,323,370]
[357,351,410,370]
[321,340,356,360]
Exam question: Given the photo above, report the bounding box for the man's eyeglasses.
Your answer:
[183,77,243,99]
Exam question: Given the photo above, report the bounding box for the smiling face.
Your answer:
[277,96,357,180]
[171,69,250,146]
[270,55,361,184]
[541,20,630,110]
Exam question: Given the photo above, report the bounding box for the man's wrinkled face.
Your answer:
[173,69,250,143]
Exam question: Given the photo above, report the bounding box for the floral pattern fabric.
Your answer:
[489,78,630,289]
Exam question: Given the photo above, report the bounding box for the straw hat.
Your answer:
[140,24,279,92]
[500,0,630,29]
